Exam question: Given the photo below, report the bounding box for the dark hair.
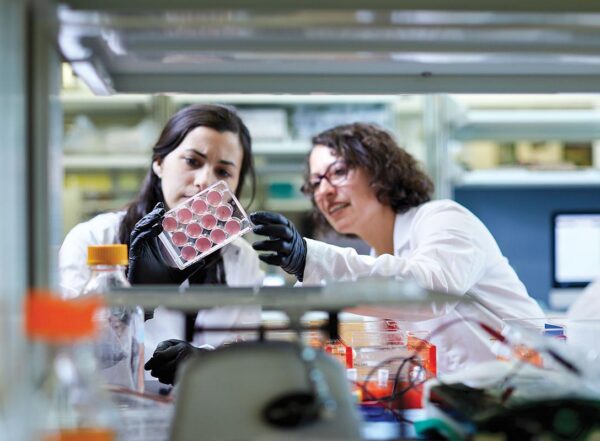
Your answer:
[118,104,255,245]
[306,122,434,232]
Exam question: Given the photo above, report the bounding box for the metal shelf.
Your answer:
[453,168,600,188]
[109,278,453,313]
[57,2,600,95]
[63,153,150,170]
[453,110,600,141]
[61,93,153,114]
[253,140,310,155]
[172,94,421,113]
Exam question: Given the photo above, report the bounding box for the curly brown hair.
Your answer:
[305,122,434,232]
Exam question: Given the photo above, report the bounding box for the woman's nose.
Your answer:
[193,168,214,190]
[314,178,336,200]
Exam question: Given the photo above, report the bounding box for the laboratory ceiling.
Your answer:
[57,1,600,94]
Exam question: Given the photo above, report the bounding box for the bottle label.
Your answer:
[95,305,145,393]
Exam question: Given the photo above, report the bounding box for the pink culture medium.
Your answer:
[206,190,222,206]
[162,216,178,232]
[195,237,212,253]
[180,246,197,261]
[200,213,217,230]
[210,228,227,244]
[185,222,202,238]
[224,219,241,235]
[171,231,188,247]
[215,204,233,221]
[160,182,251,267]
[176,207,193,224]
[191,199,208,214]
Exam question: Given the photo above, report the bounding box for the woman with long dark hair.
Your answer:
[60,104,263,384]
[251,122,544,374]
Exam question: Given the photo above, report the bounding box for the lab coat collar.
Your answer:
[369,207,418,257]
[393,208,418,253]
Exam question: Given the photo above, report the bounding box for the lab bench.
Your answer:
[107,280,450,441]
[113,383,431,441]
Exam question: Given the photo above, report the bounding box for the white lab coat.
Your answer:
[568,278,600,320]
[59,211,265,370]
[302,199,545,373]
[567,278,600,353]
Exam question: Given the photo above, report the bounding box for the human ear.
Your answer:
[152,160,163,179]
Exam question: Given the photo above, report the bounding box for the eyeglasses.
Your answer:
[301,161,351,196]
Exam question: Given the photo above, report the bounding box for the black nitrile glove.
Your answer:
[144,339,204,385]
[128,202,205,286]
[250,211,307,282]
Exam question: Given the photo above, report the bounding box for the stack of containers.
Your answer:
[341,319,437,409]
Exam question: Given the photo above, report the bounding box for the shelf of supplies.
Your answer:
[453,110,600,141]
[60,93,153,114]
[449,94,600,109]
[170,94,420,111]
[63,154,150,170]
[253,140,310,155]
[255,164,305,175]
[81,199,131,214]
[453,168,600,188]
[263,198,312,212]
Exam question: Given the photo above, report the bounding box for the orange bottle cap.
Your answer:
[25,290,104,342]
[87,244,128,266]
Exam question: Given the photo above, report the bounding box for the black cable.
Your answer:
[347,315,567,420]
[342,314,585,438]
[356,355,417,423]
[196,311,580,432]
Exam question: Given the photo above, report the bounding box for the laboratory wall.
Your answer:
[454,186,600,308]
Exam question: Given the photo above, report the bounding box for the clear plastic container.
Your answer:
[407,330,437,377]
[350,330,411,382]
[158,180,252,270]
[25,294,122,441]
[81,245,145,393]
[339,317,406,346]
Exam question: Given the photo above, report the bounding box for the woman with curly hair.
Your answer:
[251,122,543,373]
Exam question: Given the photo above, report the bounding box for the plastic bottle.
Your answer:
[80,245,144,393]
[25,293,121,441]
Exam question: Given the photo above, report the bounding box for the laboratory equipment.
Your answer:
[350,330,410,382]
[171,341,362,441]
[419,359,600,441]
[107,279,464,439]
[158,180,252,269]
[347,325,435,410]
[25,294,121,441]
[81,245,145,392]
[407,331,437,377]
